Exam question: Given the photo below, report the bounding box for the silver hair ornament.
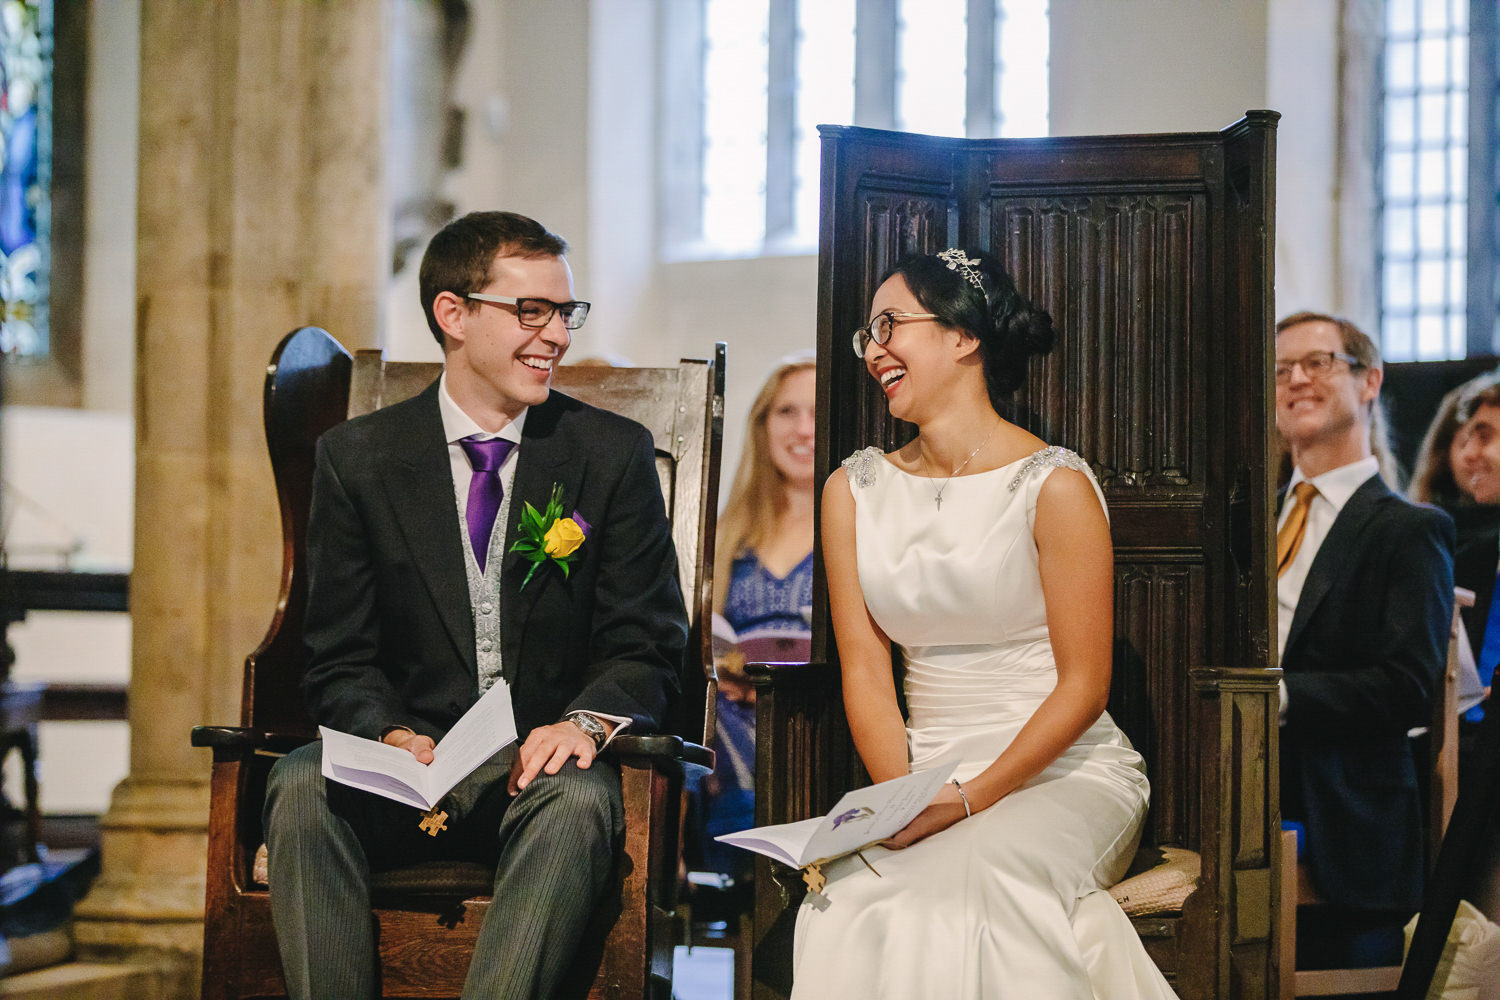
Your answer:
[937,248,984,291]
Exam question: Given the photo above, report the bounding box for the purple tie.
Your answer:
[459,436,516,573]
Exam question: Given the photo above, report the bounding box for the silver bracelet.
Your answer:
[951,778,972,818]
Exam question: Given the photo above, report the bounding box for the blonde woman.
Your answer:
[714,353,817,641]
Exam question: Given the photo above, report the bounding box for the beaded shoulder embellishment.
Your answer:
[841,447,884,489]
[1007,446,1093,492]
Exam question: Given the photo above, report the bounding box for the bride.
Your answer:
[793,248,1178,998]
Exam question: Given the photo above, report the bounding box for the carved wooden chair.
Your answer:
[192,327,725,1000]
[749,115,1284,1000]
[1276,590,1468,999]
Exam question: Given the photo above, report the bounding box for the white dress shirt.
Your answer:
[438,373,526,518]
[1275,454,1381,720]
[437,374,628,743]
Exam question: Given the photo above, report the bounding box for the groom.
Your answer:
[262,211,688,999]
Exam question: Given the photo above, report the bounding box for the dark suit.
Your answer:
[264,380,688,999]
[1280,474,1454,913]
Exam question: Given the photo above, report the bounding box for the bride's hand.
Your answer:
[881,784,970,849]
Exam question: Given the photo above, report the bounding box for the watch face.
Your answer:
[570,713,605,744]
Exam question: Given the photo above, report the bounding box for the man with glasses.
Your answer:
[1274,311,1454,969]
[263,212,688,998]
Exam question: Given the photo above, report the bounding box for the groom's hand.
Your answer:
[381,726,436,764]
[509,721,602,795]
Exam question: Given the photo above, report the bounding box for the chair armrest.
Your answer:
[190,725,313,762]
[745,660,832,688]
[604,733,714,775]
[1188,665,1281,694]
[1183,665,1280,960]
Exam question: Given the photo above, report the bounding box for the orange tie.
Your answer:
[1276,481,1320,578]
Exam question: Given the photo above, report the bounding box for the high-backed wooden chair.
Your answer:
[1276,590,1469,999]
[749,114,1284,1000]
[192,327,725,1000]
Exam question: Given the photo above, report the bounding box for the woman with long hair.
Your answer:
[793,249,1175,998]
[713,354,817,626]
[1408,382,1469,508]
[1410,368,1500,548]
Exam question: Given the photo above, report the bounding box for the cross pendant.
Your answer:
[418,807,449,837]
[934,494,943,510]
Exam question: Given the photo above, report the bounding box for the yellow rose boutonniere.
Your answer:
[511,483,592,588]
[543,517,587,558]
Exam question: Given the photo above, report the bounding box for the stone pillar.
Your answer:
[71,4,386,994]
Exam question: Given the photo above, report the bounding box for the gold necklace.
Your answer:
[928,422,1000,510]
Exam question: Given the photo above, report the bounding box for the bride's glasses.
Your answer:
[852,310,938,359]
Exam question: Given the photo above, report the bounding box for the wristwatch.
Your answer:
[566,711,608,749]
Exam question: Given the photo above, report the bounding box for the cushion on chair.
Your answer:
[1403,900,1500,1000]
[1110,847,1201,917]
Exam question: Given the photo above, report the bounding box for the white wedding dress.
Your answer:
[790,446,1179,1000]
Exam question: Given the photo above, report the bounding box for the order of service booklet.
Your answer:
[711,612,812,672]
[714,759,958,869]
[318,679,519,812]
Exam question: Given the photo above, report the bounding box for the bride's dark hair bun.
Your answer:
[884,249,1053,404]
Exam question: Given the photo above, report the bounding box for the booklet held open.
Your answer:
[714,760,957,891]
[318,679,519,812]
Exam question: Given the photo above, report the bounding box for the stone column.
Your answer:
[71,4,386,994]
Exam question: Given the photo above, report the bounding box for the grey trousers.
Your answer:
[263,741,624,1000]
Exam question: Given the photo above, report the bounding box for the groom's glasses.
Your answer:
[467,293,591,330]
[852,310,938,359]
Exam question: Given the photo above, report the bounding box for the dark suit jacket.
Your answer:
[300,380,688,745]
[1280,474,1454,912]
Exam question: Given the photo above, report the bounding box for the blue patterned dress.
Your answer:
[694,550,813,877]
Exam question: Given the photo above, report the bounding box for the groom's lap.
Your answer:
[264,741,622,876]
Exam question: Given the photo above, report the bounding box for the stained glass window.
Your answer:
[0,0,50,358]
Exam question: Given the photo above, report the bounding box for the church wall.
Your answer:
[1049,0,1271,137]
[0,406,133,815]
[1265,0,1342,318]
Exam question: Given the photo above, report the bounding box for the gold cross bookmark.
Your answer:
[418,807,449,837]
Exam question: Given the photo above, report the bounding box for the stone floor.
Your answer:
[1,961,162,999]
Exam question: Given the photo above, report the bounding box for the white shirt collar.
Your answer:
[438,372,527,446]
[1286,454,1380,514]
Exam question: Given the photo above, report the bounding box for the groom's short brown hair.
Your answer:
[419,212,569,345]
